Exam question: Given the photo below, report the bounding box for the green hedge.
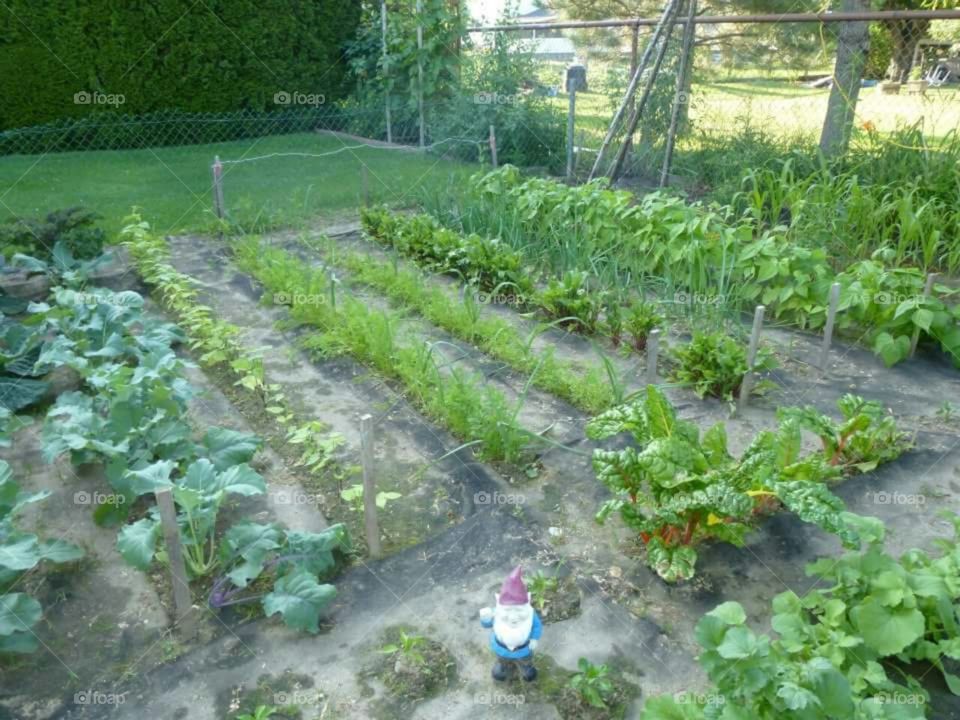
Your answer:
[0,1,361,131]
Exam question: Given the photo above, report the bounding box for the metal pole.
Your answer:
[566,86,576,178]
[737,305,765,413]
[360,414,382,558]
[659,0,697,188]
[909,273,938,357]
[646,328,661,385]
[468,9,960,32]
[382,2,393,144]
[211,156,224,219]
[489,124,498,168]
[155,489,196,636]
[416,0,426,148]
[818,282,842,370]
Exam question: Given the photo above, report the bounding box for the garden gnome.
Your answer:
[479,565,543,682]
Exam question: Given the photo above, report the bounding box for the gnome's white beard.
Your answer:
[493,602,534,650]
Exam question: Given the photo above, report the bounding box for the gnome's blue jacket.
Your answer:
[480,611,543,659]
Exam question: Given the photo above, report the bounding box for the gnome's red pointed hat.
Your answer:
[498,565,529,605]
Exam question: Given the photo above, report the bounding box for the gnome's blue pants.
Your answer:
[492,655,536,682]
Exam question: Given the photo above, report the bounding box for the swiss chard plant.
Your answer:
[208,522,350,633]
[587,386,871,582]
[0,460,84,653]
[779,394,911,473]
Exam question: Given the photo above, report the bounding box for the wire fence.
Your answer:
[0,11,956,230]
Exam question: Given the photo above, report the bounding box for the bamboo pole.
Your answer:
[588,0,679,181]
[659,0,697,188]
[608,0,681,181]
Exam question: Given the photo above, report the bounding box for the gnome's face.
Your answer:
[493,593,534,651]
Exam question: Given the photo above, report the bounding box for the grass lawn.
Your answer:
[0,131,477,237]
[552,76,960,148]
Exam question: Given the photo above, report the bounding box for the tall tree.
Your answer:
[819,0,871,158]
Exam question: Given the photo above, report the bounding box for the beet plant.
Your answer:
[670,330,776,401]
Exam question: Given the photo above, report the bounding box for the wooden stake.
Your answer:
[211,156,225,219]
[416,0,426,148]
[608,1,681,181]
[646,328,661,385]
[566,86,577,178]
[818,282,842,370]
[361,165,370,207]
[588,0,679,180]
[328,269,336,309]
[360,414,381,558]
[659,0,697,188]
[737,305,766,413]
[381,2,393,144]
[155,489,196,636]
[909,272,938,357]
[488,124,498,168]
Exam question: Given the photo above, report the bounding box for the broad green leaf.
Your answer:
[125,460,176,496]
[716,626,761,659]
[851,598,925,655]
[262,569,336,634]
[201,428,262,470]
[0,377,48,412]
[0,593,42,645]
[640,695,706,720]
[117,517,160,571]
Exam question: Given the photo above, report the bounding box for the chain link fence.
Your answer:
[0,11,956,231]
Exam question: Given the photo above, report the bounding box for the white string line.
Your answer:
[218,136,483,166]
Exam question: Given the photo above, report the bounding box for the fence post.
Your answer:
[361,164,370,207]
[646,328,661,385]
[381,1,393,144]
[818,282,842,370]
[909,272,938,357]
[416,0,426,148]
[566,84,577,179]
[155,489,196,636]
[211,156,224,219]
[737,305,765,414]
[489,124,498,168]
[360,414,382,558]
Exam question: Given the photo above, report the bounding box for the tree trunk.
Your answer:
[883,19,930,82]
[818,0,870,161]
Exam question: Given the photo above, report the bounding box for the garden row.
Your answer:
[219,224,921,586]
[421,165,960,369]
[356,208,775,403]
[1,234,350,652]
